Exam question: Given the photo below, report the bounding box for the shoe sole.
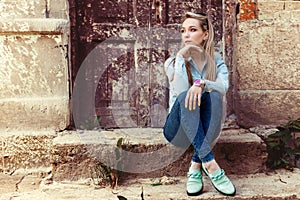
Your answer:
[202,165,236,196]
[215,187,236,196]
[186,187,203,196]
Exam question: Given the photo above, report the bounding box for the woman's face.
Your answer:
[181,18,208,47]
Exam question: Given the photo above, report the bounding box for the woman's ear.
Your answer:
[203,31,209,41]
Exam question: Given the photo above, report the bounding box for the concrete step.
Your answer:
[51,128,267,181]
[1,168,299,200]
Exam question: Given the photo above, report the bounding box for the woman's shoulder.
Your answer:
[213,51,222,61]
[164,56,177,81]
[213,52,226,67]
[164,56,176,67]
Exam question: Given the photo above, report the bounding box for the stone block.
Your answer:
[0,34,68,99]
[0,19,69,34]
[0,19,69,131]
[51,129,267,181]
[212,129,267,174]
[0,0,69,19]
[236,23,300,90]
[274,10,295,22]
[235,15,300,128]
[48,0,68,19]
[0,98,69,130]
[0,0,46,19]
[234,90,300,128]
[285,1,300,11]
[51,130,189,181]
[258,7,300,22]
[291,11,300,23]
[0,131,56,172]
[257,10,275,22]
[258,1,285,11]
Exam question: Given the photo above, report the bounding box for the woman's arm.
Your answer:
[204,56,229,95]
[164,56,190,94]
[164,56,176,82]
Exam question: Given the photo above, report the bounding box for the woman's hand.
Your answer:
[177,45,206,71]
[177,45,204,60]
[185,85,202,110]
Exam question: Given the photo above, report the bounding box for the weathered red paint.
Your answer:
[238,0,257,21]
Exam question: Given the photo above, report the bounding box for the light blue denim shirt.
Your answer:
[164,54,229,112]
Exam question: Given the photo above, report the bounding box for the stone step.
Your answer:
[1,168,299,200]
[99,169,299,200]
[51,128,267,181]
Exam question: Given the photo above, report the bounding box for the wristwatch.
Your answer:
[194,79,206,89]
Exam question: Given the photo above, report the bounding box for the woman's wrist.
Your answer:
[193,79,206,90]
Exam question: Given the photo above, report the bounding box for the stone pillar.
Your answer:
[0,0,70,131]
[234,0,300,128]
[0,0,70,172]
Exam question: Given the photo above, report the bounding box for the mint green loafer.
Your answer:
[186,169,203,196]
[202,164,236,196]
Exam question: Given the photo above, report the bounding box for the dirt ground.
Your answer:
[0,168,299,200]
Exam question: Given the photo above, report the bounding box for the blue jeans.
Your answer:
[163,91,214,163]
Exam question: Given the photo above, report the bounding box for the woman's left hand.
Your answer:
[177,45,204,60]
[185,85,202,110]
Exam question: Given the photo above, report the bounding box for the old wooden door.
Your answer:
[70,0,224,129]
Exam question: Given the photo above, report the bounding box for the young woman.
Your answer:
[163,12,236,196]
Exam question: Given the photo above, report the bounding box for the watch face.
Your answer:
[194,79,201,85]
[194,79,204,88]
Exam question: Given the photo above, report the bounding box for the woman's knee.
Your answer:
[210,91,223,102]
[177,90,188,102]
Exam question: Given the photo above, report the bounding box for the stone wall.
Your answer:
[0,0,299,173]
[234,0,300,128]
[0,0,69,131]
[0,0,69,172]
[2,0,298,131]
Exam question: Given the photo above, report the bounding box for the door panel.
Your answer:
[71,0,224,128]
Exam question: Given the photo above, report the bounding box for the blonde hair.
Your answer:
[181,12,216,81]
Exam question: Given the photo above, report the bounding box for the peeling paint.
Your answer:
[71,0,224,128]
[0,34,68,100]
[0,0,45,19]
[238,0,257,21]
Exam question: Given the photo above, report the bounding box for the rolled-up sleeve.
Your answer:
[164,56,190,111]
[204,57,229,95]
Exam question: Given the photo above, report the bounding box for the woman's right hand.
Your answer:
[185,84,203,110]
